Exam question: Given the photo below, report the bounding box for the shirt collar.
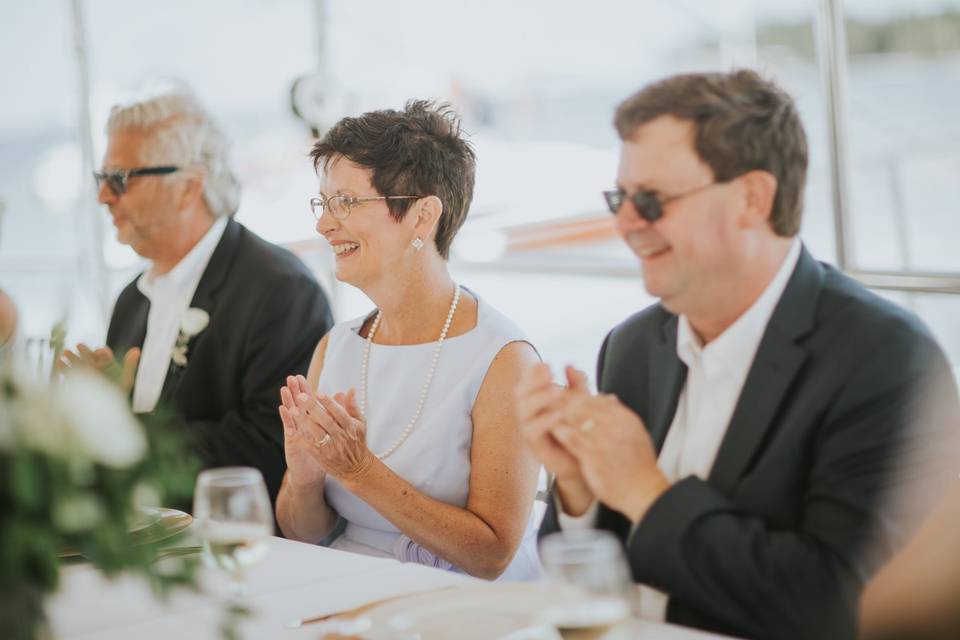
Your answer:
[677,238,802,382]
[137,216,229,301]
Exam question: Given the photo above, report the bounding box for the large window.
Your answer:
[0,0,112,353]
[842,1,960,275]
[83,0,322,287]
[1,0,958,373]
[315,0,838,371]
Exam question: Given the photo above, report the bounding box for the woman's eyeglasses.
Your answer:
[309,194,421,221]
[93,166,180,197]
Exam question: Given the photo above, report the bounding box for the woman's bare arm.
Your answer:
[337,340,541,579]
[275,334,340,542]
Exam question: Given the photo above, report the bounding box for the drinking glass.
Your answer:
[538,529,634,639]
[193,467,273,595]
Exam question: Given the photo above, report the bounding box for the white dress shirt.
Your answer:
[557,238,802,621]
[131,217,228,414]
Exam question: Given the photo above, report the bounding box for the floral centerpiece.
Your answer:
[0,358,199,640]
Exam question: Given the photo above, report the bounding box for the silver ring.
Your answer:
[579,418,596,433]
[313,433,332,448]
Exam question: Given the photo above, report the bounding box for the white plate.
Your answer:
[128,507,163,533]
[128,507,192,545]
[59,508,193,558]
[337,583,630,640]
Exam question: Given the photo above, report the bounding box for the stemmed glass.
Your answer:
[538,529,634,639]
[192,467,274,596]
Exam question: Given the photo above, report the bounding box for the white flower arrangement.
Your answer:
[0,356,200,639]
[4,365,147,468]
[171,307,210,368]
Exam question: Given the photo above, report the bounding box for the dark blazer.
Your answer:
[540,247,960,640]
[107,219,333,504]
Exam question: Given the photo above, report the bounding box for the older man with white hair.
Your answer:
[61,90,333,504]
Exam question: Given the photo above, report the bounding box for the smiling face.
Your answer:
[614,115,747,318]
[315,156,421,289]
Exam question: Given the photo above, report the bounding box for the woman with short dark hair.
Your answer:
[275,100,542,580]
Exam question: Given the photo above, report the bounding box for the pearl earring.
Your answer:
[412,237,424,251]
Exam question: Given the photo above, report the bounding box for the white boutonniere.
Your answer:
[171,307,209,367]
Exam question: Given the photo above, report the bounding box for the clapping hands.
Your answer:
[279,375,374,488]
[516,363,669,523]
[57,344,140,393]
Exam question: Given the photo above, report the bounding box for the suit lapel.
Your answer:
[106,287,150,404]
[158,219,242,405]
[708,247,823,494]
[115,297,149,355]
[647,315,687,453]
[708,337,807,494]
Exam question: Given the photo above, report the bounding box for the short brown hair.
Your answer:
[310,100,475,259]
[614,70,808,237]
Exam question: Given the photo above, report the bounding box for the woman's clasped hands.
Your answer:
[279,374,374,486]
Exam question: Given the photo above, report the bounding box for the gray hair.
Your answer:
[106,91,241,218]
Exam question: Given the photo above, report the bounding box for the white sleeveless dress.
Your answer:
[317,293,541,581]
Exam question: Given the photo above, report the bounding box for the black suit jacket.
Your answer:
[107,220,333,504]
[541,247,960,639]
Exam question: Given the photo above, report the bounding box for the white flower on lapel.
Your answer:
[171,307,210,367]
[181,308,210,336]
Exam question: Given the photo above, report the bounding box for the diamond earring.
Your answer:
[412,237,424,251]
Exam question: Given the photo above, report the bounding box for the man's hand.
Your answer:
[516,363,594,515]
[58,343,141,393]
[552,391,670,524]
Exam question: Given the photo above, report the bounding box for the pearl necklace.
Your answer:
[360,283,462,460]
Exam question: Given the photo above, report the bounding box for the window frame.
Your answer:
[817,0,960,294]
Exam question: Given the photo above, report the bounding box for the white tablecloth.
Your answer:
[47,535,734,639]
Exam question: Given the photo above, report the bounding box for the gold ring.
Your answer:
[579,418,596,433]
[313,433,331,448]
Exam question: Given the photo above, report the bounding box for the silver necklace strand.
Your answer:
[360,283,462,460]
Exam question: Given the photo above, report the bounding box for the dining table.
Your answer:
[47,532,738,639]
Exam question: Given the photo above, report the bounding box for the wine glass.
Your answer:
[192,466,274,596]
[538,529,634,639]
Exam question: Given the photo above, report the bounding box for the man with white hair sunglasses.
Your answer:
[61,89,333,506]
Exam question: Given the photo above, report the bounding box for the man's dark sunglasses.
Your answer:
[93,166,180,196]
[602,181,722,222]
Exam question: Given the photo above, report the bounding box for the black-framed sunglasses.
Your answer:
[602,181,723,222]
[309,194,422,221]
[93,166,180,196]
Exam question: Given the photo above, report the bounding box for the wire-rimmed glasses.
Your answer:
[309,194,421,221]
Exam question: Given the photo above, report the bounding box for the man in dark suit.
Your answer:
[518,70,959,639]
[60,91,333,503]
